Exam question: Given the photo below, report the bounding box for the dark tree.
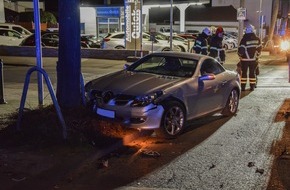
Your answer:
[56,0,81,108]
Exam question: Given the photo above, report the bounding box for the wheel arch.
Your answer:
[160,96,187,119]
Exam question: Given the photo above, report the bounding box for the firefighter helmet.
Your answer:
[215,26,224,35]
[245,24,254,34]
[202,27,212,36]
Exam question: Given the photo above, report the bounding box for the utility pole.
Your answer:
[57,0,81,108]
[238,0,245,44]
[268,0,279,49]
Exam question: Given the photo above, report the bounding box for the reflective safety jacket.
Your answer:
[193,32,209,55]
[209,35,225,63]
[238,33,262,61]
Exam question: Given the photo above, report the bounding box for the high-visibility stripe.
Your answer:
[241,77,247,84]
[249,78,256,84]
[240,58,256,61]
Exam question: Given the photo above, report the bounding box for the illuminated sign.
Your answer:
[124,0,141,50]
[96,7,120,17]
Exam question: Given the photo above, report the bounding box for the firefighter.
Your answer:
[192,27,211,55]
[209,26,226,64]
[238,24,262,91]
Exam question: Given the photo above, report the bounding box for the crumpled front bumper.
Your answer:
[93,102,164,130]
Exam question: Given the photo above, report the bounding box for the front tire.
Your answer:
[221,89,239,116]
[161,47,171,51]
[156,101,186,139]
[115,46,125,49]
[224,44,229,50]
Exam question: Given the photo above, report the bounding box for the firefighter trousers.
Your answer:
[240,60,258,90]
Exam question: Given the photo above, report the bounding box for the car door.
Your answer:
[141,33,157,51]
[187,58,226,117]
[0,29,23,46]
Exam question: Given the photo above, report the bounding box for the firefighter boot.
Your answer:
[250,84,255,91]
[241,84,246,91]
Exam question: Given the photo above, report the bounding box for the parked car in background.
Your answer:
[85,51,241,138]
[0,28,25,46]
[81,34,101,48]
[185,29,200,37]
[226,31,238,39]
[20,32,59,47]
[223,36,238,50]
[20,32,91,48]
[101,32,181,52]
[224,33,238,49]
[147,31,190,52]
[0,23,32,37]
[177,33,197,41]
[159,27,177,36]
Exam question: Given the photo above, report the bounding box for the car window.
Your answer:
[173,36,186,42]
[112,33,125,39]
[143,34,150,40]
[7,30,21,38]
[0,29,6,36]
[12,27,23,34]
[200,58,225,75]
[0,26,9,29]
[129,55,197,77]
[43,33,59,39]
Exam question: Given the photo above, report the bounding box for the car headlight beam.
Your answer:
[280,40,290,51]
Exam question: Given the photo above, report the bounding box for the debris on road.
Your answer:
[140,149,161,158]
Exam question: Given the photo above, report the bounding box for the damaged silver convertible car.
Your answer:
[85,52,241,138]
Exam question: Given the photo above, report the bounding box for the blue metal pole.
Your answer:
[17,66,67,139]
[33,0,44,106]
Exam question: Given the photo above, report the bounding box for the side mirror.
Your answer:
[123,63,130,70]
[198,74,216,82]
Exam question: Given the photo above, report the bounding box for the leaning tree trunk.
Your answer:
[57,0,81,108]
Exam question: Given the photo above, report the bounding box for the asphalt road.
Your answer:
[0,52,289,189]
[116,56,290,189]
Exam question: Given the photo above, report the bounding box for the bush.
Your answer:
[16,11,57,24]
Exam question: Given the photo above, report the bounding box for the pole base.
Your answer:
[0,99,7,104]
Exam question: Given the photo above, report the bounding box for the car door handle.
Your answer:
[221,80,228,86]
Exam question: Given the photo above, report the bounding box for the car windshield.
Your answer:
[128,55,197,77]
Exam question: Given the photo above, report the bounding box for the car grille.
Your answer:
[114,94,135,105]
[92,90,135,106]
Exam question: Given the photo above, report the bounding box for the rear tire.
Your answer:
[179,46,186,52]
[224,44,229,50]
[156,101,186,139]
[115,46,125,49]
[162,47,171,51]
[221,89,239,116]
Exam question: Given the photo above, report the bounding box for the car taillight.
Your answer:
[103,38,110,42]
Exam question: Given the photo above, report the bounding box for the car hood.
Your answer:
[89,70,185,96]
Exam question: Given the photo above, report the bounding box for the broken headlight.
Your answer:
[131,91,163,107]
